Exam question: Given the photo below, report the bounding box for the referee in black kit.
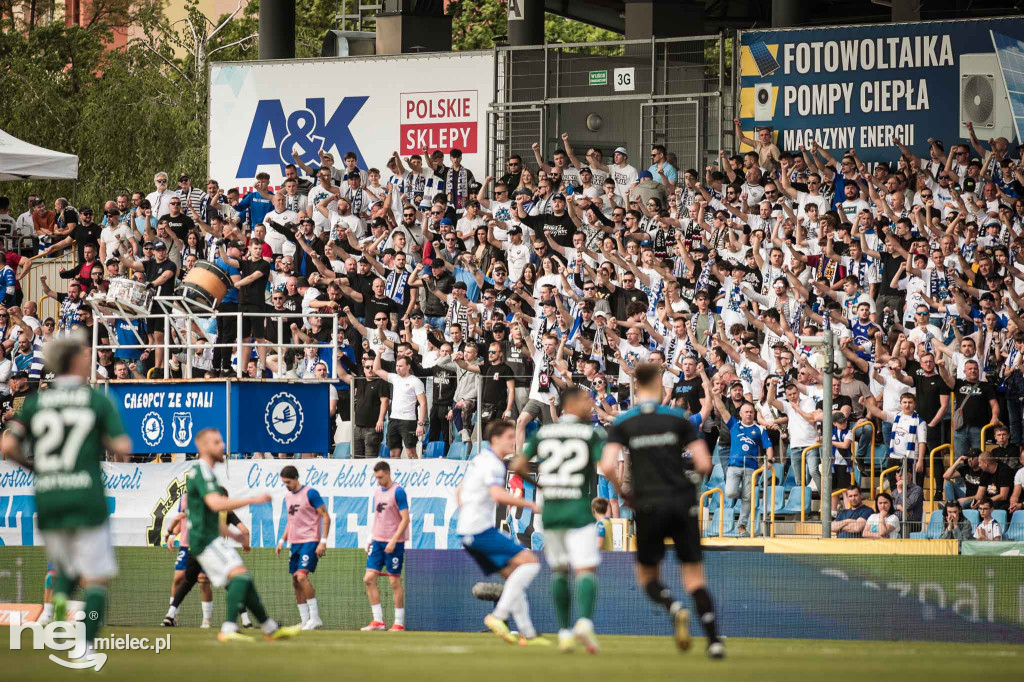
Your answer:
[600,362,724,659]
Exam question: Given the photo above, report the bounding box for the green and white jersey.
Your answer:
[10,380,126,531]
[185,460,224,556]
[523,416,605,530]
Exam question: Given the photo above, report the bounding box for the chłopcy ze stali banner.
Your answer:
[738,17,1024,163]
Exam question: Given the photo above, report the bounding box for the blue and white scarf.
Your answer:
[888,410,922,460]
[385,268,410,306]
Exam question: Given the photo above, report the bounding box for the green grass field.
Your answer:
[4,627,1021,682]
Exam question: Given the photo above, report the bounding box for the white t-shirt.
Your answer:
[263,209,300,256]
[528,350,557,402]
[611,164,638,199]
[882,410,927,460]
[783,394,818,448]
[387,372,424,421]
[865,513,899,537]
[503,241,530,282]
[974,517,1002,540]
[616,339,650,384]
[100,223,132,259]
[366,327,399,363]
[455,448,506,536]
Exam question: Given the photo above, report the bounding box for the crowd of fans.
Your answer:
[1,120,1024,535]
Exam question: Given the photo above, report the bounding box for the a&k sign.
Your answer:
[209,53,494,190]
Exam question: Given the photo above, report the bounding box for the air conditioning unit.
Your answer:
[960,53,1015,141]
[754,83,773,122]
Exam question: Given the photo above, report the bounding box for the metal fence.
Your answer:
[488,34,734,181]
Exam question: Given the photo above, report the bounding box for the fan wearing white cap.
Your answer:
[610,147,638,201]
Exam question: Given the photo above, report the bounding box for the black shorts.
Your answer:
[387,418,418,451]
[831,464,850,492]
[633,493,702,566]
[241,304,266,339]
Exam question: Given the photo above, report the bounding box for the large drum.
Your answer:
[176,261,233,311]
[92,277,154,315]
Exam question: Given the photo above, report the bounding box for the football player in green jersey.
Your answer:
[3,334,133,657]
[513,387,605,654]
[186,427,301,643]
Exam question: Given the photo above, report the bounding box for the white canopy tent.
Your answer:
[0,129,78,180]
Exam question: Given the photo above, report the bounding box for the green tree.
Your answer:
[447,0,621,51]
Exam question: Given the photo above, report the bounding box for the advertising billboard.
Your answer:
[738,17,1024,163]
[208,52,494,191]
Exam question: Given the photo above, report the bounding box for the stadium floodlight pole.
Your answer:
[800,331,834,537]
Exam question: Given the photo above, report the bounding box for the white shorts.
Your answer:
[196,537,245,588]
[41,522,118,581]
[542,525,600,571]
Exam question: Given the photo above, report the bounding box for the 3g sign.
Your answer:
[614,67,635,92]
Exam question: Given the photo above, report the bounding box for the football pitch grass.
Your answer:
[4,627,1021,681]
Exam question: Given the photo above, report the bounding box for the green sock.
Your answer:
[243,575,268,624]
[53,573,78,600]
[552,572,571,630]
[576,572,597,621]
[52,574,78,621]
[225,575,249,625]
[83,586,107,644]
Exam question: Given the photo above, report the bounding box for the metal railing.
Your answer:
[91,309,340,381]
[799,442,820,523]
[699,487,724,538]
[929,444,951,504]
[751,465,777,538]
[854,420,875,494]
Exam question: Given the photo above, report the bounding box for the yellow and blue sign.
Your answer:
[738,17,1024,162]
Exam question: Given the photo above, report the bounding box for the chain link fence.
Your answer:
[489,34,734,180]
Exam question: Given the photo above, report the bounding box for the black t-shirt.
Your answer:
[480,362,513,408]
[904,361,946,422]
[501,340,532,387]
[878,251,906,297]
[239,259,271,306]
[953,379,996,424]
[353,377,390,428]
[671,376,704,414]
[605,400,702,500]
[365,295,399,328]
[144,258,178,297]
[432,363,457,404]
[161,213,196,242]
[976,463,1014,507]
[956,462,983,497]
[611,286,650,320]
[71,223,102,263]
[520,211,577,247]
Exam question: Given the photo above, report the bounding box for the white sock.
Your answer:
[371,603,384,622]
[240,611,251,627]
[493,562,540,621]
[201,601,213,621]
[42,603,54,618]
[394,607,405,627]
[166,604,178,618]
[510,593,537,639]
[559,628,572,639]
[221,621,238,634]
[261,618,279,635]
[298,602,309,625]
[307,598,319,621]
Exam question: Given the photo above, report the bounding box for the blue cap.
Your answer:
[638,170,654,180]
[440,217,453,226]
